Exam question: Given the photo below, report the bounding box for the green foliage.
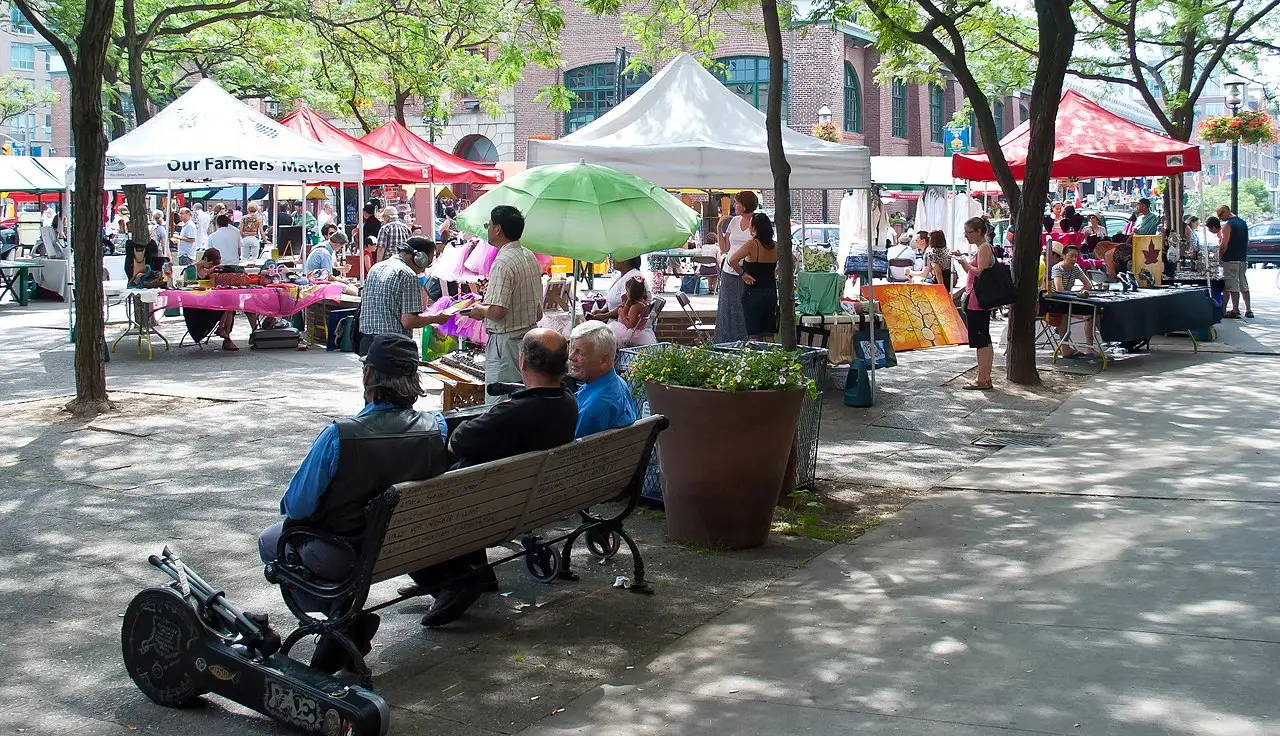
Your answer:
[1188,177,1275,220]
[0,76,58,126]
[626,345,817,398]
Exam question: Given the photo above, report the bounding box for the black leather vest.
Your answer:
[298,407,449,538]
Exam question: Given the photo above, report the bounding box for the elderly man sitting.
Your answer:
[569,321,637,439]
[258,334,450,673]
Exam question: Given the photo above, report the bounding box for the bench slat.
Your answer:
[368,416,665,583]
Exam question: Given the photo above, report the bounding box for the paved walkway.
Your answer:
[1,270,1276,735]
[516,278,1280,736]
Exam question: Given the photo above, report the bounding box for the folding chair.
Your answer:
[886,258,914,283]
[674,291,715,345]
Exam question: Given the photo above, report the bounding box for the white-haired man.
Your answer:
[375,205,411,262]
[568,320,636,439]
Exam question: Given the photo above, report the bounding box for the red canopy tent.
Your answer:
[362,121,502,185]
[279,106,430,184]
[952,90,1201,180]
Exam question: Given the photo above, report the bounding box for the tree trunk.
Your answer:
[761,0,795,350]
[394,88,411,125]
[68,0,121,417]
[122,17,154,249]
[1004,0,1076,386]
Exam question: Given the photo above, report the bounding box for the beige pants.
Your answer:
[484,328,530,404]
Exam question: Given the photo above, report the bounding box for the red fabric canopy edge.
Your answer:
[362,121,503,186]
[279,107,433,185]
[951,90,1202,181]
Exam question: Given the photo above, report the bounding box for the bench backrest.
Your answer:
[369,415,665,583]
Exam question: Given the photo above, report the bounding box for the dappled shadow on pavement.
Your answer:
[520,491,1280,736]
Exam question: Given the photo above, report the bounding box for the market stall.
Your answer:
[362,121,503,186]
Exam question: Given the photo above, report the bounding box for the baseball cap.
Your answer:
[362,334,419,376]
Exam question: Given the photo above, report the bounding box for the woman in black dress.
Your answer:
[727,212,779,342]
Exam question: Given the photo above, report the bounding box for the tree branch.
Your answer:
[11,0,76,74]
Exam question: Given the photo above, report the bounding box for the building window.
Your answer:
[457,134,498,163]
[717,56,788,122]
[10,43,34,71]
[42,113,51,140]
[843,63,861,133]
[929,85,944,143]
[564,63,650,134]
[994,100,1005,140]
[1019,104,1028,122]
[9,7,34,35]
[891,79,907,139]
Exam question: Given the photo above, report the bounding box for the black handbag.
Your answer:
[973,263,1017,310]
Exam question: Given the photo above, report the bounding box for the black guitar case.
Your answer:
[121,549,388,736]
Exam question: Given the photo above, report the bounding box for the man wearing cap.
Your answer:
[358,234,450,355]
[375,206,411,263]
[306,230,348,276]
[258,333,451,674]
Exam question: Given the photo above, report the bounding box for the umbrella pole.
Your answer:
[65,183,73,340]
[569,266,578,332]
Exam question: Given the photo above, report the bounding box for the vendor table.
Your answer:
[1041,287,1217,369]
[155,283,345,316]
[0,260,42,306]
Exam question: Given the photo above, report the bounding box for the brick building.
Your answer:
[1,10,65,157]
[429,3,1024,221]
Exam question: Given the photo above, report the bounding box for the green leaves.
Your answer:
[0,76,59,126]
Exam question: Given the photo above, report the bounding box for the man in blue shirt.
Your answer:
[304,231,344,275]
[569,321,636,438]
[258,333,450,673]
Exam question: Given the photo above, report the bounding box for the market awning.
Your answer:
[279,106,431,185]
[952,90,1201,180]
[362,121,503,186]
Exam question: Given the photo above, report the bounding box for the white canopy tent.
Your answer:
[869,156,963,191]
[527,53,871,190]
[102,79,363,186]
[0,156,74,191]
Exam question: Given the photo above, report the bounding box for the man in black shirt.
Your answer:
[399,327,578,626]
[361,202,382,245]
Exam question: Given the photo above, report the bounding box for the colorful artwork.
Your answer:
[861,283,968,351]
[1131,235,1164,285]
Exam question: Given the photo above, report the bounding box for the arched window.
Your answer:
[457,135,498,163]
[1019,104,1029,122]
[929,85,945,143]
[843,63,861,133]
[994,100,1005,140]
[564,62,650,134]
[890,79,908,139]
[717,56,788,122]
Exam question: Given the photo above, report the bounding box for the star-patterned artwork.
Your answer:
[861,283,968,351]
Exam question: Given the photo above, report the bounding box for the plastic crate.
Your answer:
[616,341,828,503]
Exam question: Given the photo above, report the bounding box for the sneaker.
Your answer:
[420,584,482,628]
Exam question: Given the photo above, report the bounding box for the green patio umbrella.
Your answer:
[454,161,700,263]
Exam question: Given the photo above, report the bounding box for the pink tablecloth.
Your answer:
[155,284,345,317]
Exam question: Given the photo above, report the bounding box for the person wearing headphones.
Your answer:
[357,235,451,356]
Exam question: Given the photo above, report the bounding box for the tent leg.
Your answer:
[867,188,876,397]
[358,185,365,281]
[271,185,278,259]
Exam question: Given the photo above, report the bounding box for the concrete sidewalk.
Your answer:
[519,350,1280,735]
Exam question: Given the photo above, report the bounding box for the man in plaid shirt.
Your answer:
[357,236,449,355]
[468,205,543,403]
[375,206,411,262]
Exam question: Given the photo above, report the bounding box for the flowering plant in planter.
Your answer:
[1198,111,1279,146]
[626,344,816,398]
[810,122,840,142]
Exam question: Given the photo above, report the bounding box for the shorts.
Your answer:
[966,308,992,349]
[1222,260,1250,293]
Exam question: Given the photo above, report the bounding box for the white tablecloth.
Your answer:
[29,257,68,299]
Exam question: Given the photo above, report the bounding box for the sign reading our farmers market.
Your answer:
[163,158,345,175]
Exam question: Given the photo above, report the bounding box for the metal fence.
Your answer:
[616,341,828,503]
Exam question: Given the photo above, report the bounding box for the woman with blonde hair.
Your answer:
[239,201,266,262]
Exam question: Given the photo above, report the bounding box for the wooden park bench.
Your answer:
[263,414,669,685]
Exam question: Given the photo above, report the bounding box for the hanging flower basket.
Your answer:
[810,122,840,142]
[1198,111,1279,146]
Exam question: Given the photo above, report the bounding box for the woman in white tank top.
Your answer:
[714,191,757,342]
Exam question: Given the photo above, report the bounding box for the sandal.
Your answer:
[222,339,239,352]
[1245,311,1255,318]
[962,381,993,390]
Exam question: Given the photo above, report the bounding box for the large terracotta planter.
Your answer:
[646,382,804,550]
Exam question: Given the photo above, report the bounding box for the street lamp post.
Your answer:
[1224,80,1246,214]
[817,105,832,221]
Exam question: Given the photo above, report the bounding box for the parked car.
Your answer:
[1247,220,1280,267]
[793,224,840,248]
